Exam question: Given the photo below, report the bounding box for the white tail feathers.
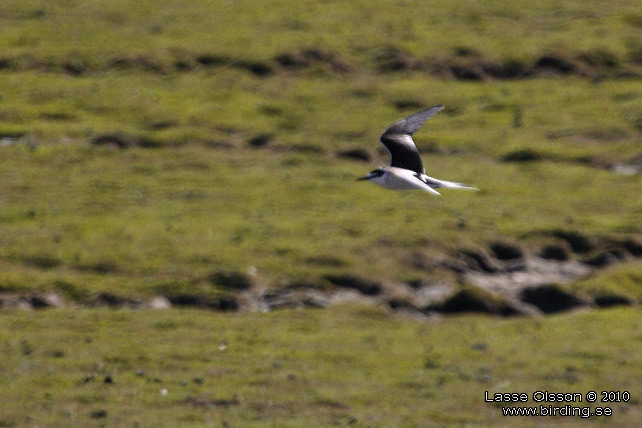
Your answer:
[439,180,478,190]
[421,175,479,191]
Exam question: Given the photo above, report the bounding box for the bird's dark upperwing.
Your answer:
[379,105,444,174]
[380,133,424,173]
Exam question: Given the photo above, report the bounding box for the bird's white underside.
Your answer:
[369,168,441,195]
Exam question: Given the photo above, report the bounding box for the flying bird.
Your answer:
[357,105,477,196]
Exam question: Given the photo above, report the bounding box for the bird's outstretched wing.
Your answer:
[379,105,444,174]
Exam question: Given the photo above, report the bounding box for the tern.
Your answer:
[357,105,477,196]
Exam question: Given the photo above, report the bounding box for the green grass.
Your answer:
[0,2,641,302]
[2,69,642,157]
[0,306,640,427]
[1,0,642,67]
[0,141,640,299]
[1,1,641,426]
[1,72,641,301]
[572,262,642,301]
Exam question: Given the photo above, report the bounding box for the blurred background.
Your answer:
[0,1,641,426]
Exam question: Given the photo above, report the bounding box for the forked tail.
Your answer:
[421,175,479,191]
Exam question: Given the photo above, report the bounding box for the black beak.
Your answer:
[356,175,370,181]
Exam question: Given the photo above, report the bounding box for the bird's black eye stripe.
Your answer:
[371,170,384,176]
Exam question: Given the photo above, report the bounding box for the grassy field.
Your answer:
[1,306,641,427]
[2,74,641,303]
[1,0,642,70]
[0,0,641,426]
